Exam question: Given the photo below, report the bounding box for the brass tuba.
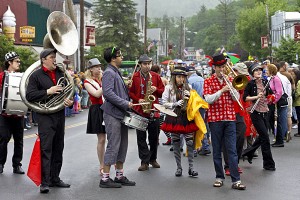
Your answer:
[19,11,78,114]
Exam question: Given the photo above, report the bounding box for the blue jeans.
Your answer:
[200,108,210,151]
[276,106,288,144]
[209,121,240,183]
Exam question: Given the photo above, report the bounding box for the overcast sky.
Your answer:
[133,0,219,18]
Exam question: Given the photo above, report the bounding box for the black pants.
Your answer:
[37,111,65,186]
[0,115,24,167]
[136,119,160,164]
[223,114,246,168]
[244,111,275,168]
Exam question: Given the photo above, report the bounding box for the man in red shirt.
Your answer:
[203,53,246,190]
[129,54,164,171]
[0,52,25,175]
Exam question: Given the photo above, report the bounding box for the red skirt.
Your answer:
[161,109,198,134]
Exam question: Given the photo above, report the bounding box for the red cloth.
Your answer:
[203,74,236,122]
[84,79,103,105]
[129,71,164,118]
[42,66,56,85]
[27,135,42,186]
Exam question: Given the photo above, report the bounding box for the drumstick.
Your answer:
[132,102,150,106]
[130,61,139,82]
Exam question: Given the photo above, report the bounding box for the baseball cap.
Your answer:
[40,48,57,60]
[232,63,249,75]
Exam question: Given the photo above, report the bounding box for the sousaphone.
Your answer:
[19,11,78,114]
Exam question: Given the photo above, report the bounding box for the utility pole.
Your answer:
[80,0,85,72]
[266,4,272,59]
[144,0,147,54]
[179,16,183,59]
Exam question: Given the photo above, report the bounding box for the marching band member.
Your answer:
[26,48,74,193]
[84,58,106,175]
[203,53,246,190]
[242,63,276,170]
[223,63,249,175]
[0,52,25,175]
[161,66,199,177]
[129,55,164,171]
[100,47,135,188]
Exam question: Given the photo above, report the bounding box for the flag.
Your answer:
[184,48,188,55]
[147,40,157,52]
[220,46,226,53]
[27,135,42,186]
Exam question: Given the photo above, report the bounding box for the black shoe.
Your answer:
[114,176,136,186]
[175,168,182,177]
[49,180,70,188]
[271,143,284,147]
[0,164,3,174]
[188,168,198,177]
[170,147,174,151]
[198,149,211,156]
[264,167,276,171]
[99,178,122,188]
[40,185,50,193]
[13,166,25,174]
[242,155,253,164]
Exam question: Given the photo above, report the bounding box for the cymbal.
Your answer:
[153,104,177,117]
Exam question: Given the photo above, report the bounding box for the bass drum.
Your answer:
[0,72,28,116]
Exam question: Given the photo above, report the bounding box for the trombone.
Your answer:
[225,63,249,90]
[221,72,244,110]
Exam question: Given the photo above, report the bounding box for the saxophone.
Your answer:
[141,73,156,114]
[181,82,189,112]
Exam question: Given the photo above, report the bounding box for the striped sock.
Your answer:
[101,173,109,181]
[116,169,124,180]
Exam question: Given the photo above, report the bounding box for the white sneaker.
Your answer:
[292,125,298,129]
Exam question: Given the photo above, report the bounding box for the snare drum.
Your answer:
[0,72,28,116]
[122,112,149,131]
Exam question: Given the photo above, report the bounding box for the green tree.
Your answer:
[0,35,15,68]
[273,36,300,64]
[92,0,143,60]
[0,35,38,71]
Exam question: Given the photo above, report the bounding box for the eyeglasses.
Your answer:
[116,54,123,57]
[14,60,21,64]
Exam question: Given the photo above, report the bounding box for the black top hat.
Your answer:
[208,53,227,66]
[138,54,152,63]
[171,66,187,76]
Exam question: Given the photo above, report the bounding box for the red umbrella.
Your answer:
[161,60,173,65]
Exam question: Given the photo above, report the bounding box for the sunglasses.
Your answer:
[13,60,21,64]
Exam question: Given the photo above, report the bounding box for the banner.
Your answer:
[261,36,268,49]
[294,23,300,41]
[85,26,96,46]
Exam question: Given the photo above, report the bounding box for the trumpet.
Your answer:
[225,63,249,90]
[221,72,244,110]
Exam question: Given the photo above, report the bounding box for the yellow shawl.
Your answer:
[187,89,209,150]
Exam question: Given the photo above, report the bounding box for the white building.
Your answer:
[271,11,300,48]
